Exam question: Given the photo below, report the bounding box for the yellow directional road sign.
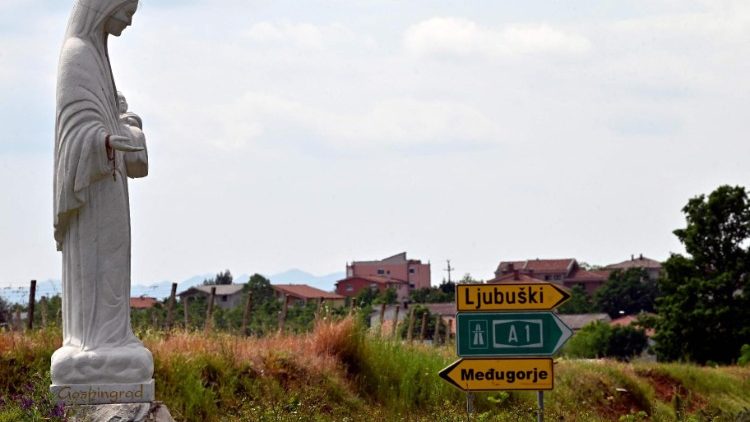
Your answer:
[439,358,554,391]
[456,283,571,312]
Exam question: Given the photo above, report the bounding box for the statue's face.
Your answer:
[105,2,138,37]
[117,93,128,114]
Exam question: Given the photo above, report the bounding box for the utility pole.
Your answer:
[444,260,455,283]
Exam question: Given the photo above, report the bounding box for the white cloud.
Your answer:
[243,21,357,50]
[4,0,750,288]
[323,98,497,146]
[168,92,499,152]
[613,4,750,41]
[404,17,592,59]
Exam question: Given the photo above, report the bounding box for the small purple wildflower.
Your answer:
[50,401,65,418]
[19,396,34,410]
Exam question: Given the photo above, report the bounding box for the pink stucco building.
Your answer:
[336,252,432,301]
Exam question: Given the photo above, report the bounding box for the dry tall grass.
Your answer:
[146,317,357,379]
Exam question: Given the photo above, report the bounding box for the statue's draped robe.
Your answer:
[52,0,151,385]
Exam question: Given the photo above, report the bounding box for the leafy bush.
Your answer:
[607,325,649,361]
[557,285,595,314]
[740,344,750,366]
[564,321,612,358]
[564,321,647,360]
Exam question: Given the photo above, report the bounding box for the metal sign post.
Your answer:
[440,282,572,421]
[466,392,474,420]
[537,391,544,422]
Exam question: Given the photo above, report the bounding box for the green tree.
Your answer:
[654,185,750,364]
[606,325,648,361]
[739,344,750,366]
[556,285,595,314]
[355,287,378,307]
[409,286,452,303]
[458,273,482,284]
[373,287,397,305]
[594,268,659,318]
[245,273,274,304]
[563,321,611,358]
[203,269,233,285]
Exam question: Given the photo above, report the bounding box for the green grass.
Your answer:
[2,321,750,421]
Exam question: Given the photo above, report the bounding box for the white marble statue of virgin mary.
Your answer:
[52,0,152,389]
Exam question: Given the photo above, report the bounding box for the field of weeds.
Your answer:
[2,318,750,421]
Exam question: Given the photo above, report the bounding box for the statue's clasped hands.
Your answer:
[107,134,144,152]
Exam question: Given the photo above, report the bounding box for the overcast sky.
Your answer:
[1,0,749,288]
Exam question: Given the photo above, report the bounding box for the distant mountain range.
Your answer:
[0,269,345,303]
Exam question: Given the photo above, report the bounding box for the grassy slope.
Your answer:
[1,320,749,421]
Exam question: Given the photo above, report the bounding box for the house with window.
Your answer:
[177,284,244,309]
[272,284,346,308]
[490,258,609,294]
[336,252,432,298]
[605,254,662,280]
[336,252,431,301]
[346,252,431,290]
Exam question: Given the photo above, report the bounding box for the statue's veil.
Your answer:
[54,0,137,250]
[65,0,136,40]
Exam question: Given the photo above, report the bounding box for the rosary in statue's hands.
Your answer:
[107,134,144,152]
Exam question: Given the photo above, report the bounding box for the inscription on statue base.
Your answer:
[51,379,154,405]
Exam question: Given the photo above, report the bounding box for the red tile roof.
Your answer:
[525,259,576,272]
[497,261,526,272]
[273,284,344,300]
[610,314,655,337]
[497,259,576,274]
[565,269,609,282]
[606,256,662,270]
[486,273,548,284]
[130,296,158,309]
[336,275,408,285]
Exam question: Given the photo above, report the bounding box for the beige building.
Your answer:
[605,254,662,280]
[177,284,245,309]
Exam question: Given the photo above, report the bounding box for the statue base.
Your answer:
[66,401,174,422]
[51,379,155,405]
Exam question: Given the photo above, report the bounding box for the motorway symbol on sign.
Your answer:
[456,283,571,312]
[456,312,573,357]
[439,358,554,391]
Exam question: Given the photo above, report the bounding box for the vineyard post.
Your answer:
[433,314,442,346]
[205,286,216,332]
[379,303,386,335]
[391,304,400,339]
[406,307,415,343]
[241,292,253,336]
[40,296,48,328]
[165,282,177,330]
[27,279,36,331]
[278,293,288,332]
[420,311,428,342]
[183,296,189,330]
